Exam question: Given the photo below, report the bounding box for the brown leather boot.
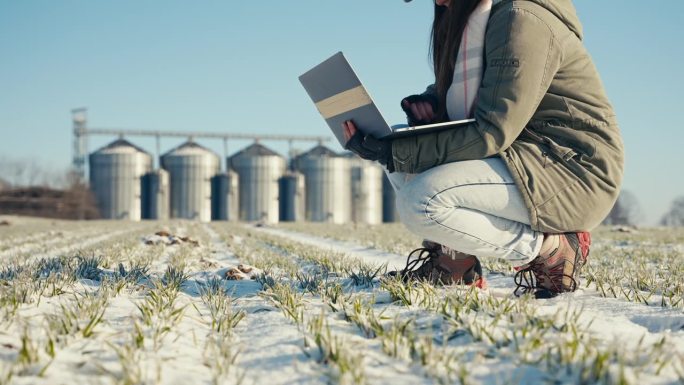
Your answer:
[386,240,486,288]
[514,232,591,298]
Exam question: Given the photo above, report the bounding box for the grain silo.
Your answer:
[295,145,351,224]
[211,170,239,221]
[382,174,399,222]
[279,172,305,222]
[89,138,152,220]
[161,141,219,222]
[347,155,383,225]
[141,169,170,220]
[229,143,286,223]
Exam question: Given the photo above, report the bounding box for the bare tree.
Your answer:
[602,190,643,226]
[0,157,34,187]
[660,196,684,227]
[0,156,68,189]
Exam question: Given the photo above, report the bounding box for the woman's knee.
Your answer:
[396,183,434,235]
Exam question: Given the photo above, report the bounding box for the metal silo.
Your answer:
[347,155,383,225]
[382,173,399,222]
[141,169,169,220]
[211,170,239,221]
[161,141,219,222]
[295,145,351,224]
[279,172,305,222]
[89,138,152,220]
[229,143,286,223]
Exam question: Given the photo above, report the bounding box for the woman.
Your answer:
[343,0,624,298]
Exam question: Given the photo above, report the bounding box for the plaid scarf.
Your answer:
[446,0,495,120]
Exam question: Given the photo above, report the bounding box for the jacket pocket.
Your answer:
[522,127,589,179]
[391,142,414,173]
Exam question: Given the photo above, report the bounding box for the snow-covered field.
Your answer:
[0,216,682,385]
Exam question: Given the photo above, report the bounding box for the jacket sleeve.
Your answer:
[390,7,562,174]
[423,84,438,99]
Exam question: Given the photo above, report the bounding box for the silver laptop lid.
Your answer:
[299,52,393,147]
[299,52,475,146]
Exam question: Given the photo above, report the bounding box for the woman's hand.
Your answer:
[342,119,358,143]
[401,94,439,125]
[402,99,434,123]
[342,120,395,172]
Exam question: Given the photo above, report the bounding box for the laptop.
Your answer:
[299,51,475,147]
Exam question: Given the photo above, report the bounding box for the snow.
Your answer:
[0,216,682,385]
[254,226,409,271]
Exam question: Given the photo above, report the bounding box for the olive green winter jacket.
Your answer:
[390,0,624,233]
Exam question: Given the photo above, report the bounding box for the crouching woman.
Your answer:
[343,0,624,298]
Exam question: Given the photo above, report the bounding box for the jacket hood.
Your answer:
[515,0,583,40]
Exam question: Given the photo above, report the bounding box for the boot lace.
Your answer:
[399,247,439,280]
[513,259,577,298]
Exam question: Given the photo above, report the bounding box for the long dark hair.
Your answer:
[430,0,482,120]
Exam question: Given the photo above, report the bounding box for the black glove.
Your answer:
[345,131,394,173]
[401,94,439,126]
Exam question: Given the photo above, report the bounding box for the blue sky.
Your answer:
[1,0,682,225]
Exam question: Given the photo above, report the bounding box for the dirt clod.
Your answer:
[143,231,200,247]
[224,264,261,280]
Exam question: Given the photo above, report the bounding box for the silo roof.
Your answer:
[229,143,283,159]
[297,144,341,159]
[162,141,218,157]
[93,138,150,155]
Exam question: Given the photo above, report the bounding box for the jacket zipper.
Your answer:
[523,128,579,164]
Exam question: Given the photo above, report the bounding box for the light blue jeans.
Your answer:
[387,157,543,266]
